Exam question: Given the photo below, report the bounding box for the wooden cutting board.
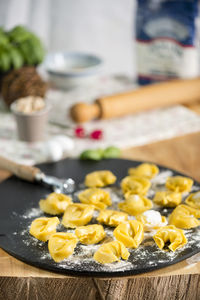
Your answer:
[0,129,200,299]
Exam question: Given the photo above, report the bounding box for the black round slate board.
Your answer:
[0,158,200,278]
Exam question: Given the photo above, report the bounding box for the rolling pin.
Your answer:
[70,77,200,123]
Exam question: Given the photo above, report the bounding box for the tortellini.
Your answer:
[153,191,182,207]
[136,210,167,231]
[169,204,200,229]
[85,170,116,188]
[62,203,94,228]
[97,209,128,227]
[165,176,193,193]
[128,163,159,179]
[118,194,153,216]
[39,192,72,215]
[185,191,200,209]
[153,225,187,251]
[78,188,111,210]
[48,232,78,262]
[94,241,130,264]
[113,220,144,248]
[30,217,59,242]
[30,164,198,265]
[121,176,151,195]
[75,224,106,244]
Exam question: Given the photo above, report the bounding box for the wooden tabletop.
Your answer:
[1,105,200,299]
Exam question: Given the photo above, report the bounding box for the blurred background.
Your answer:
[0,0,200,165]
[0,0,136,76]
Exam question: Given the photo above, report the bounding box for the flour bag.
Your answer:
[136,0,200,84]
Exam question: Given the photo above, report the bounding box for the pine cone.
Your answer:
[1,67,48,107]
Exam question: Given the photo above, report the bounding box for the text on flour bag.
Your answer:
[135,0,200,85]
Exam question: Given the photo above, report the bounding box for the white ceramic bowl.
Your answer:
[44,52,103,90]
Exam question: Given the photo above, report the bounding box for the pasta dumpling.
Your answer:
[97,209,128,227]
[29,217,59,242]
[118,194,153,216]
[48,232,78,262]
[165,176,193,193]
[136,210,167,231]
[78,188,111,210]
[113,220,144,248]
[94,240,130,264]
[121,176,151,195]
[169,204,200,229]
[75,224,106,244]
[153,191,182,207]
[185,191,200,209]
[153,225,187,251]
[85,170,116,188]
[128,163,159,179]
[39,192,72,215]
[62,203,94,228]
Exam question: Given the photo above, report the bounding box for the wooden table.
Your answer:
[1,107,200,299]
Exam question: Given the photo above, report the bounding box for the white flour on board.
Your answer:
[12,168,200,274]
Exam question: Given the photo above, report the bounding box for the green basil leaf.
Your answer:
[103,146,121,159]
[80,149,104,160]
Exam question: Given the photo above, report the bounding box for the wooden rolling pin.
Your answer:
[70,77,200,123]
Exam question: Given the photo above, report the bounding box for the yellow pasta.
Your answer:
[62,203,94,228]
[39,192,72,215]
[48,232,78,262]
[118,194,153,216]
[136,210,167,231]
[30,167,198,265]
[153,225,187,251]
[153,191,182,207]
[78,188,111,210]
[85,170,116,188]
[93,241,130,264]
[169,204,200,229]
[75,224,106,244]
[97,209,128,227]
[185,191,200,209]
[121,176,151,195]
[29,217,59,242]
[113,220,144,248]
[165,176,193,193]
[128,163,159,179]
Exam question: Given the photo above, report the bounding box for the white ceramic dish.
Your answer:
[44,52,103,90]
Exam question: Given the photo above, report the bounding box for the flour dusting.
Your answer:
[12,168,200,275]
[22,208,43,219]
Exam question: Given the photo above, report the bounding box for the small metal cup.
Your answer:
[11,101,51,143]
